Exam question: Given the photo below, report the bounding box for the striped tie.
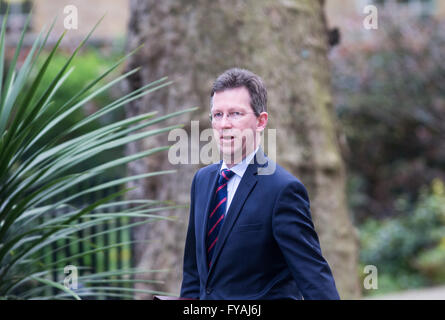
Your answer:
[206,168,235,268]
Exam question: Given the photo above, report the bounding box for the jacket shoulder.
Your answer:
[193,162,220,180]
[260,162,305,187]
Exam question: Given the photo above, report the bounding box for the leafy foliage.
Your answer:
[331,11,445,222]
[360,179,445,295]
[30,50,125,178]
[0,14,195,299]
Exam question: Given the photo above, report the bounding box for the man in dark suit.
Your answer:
[180,68,340,300]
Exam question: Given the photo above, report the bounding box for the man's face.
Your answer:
[211,86,268,165]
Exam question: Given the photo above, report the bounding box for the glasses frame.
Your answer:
[209,111,258,122]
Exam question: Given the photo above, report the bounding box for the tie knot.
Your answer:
[219,169,235,184]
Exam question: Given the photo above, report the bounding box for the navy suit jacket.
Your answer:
[180,149,340,300]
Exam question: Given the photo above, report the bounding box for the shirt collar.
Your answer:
[220,146,259,178]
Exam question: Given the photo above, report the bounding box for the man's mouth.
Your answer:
[220,136,235,142]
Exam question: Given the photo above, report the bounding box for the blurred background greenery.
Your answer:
[329,2,445,295]
[31,49,126,178]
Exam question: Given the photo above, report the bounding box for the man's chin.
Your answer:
[220,147,244,163]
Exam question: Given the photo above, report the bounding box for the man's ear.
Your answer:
[256,112,268,131]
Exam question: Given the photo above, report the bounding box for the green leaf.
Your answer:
[0,12,195,300]
[30,276,81,300]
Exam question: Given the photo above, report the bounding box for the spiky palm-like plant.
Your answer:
[0,14,194,299]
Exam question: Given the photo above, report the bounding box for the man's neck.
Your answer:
[223,146,259,169]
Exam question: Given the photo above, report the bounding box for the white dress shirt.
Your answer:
[220,146,259,215]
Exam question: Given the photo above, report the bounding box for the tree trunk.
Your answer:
[124,0,361,299]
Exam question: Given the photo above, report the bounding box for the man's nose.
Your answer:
[220,114,232,128]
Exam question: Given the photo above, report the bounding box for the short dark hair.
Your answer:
[211,68,267,116]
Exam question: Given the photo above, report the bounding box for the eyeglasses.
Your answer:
[209,111,257,122]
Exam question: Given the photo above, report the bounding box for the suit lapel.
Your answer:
[201,164,220,273]
[207,150,268,276]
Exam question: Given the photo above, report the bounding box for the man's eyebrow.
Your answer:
[214,106,244,111]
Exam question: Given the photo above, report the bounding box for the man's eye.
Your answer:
[231,112,242,117]
[214,112,223,118]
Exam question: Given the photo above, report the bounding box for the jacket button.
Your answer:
[206,288,212,294]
